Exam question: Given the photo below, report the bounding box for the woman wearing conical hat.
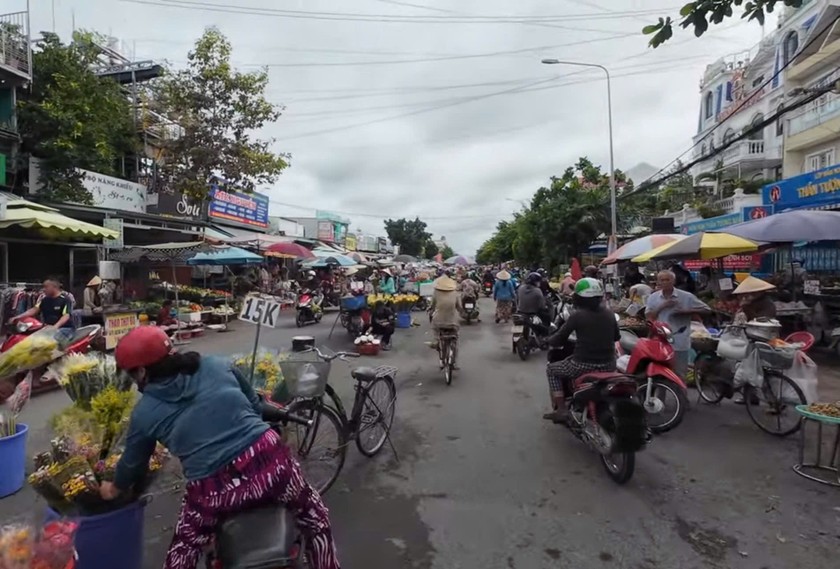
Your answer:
[732,276,777,325]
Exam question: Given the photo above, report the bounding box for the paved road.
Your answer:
[3,297,840,568]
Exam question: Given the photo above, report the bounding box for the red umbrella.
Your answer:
[264,242,315,259]
[570,258,582,280]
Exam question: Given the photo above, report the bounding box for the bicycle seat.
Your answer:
[352,367,378,383]
[215,505,298,569]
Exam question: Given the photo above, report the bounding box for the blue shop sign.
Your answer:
[762,162,840,211]
[680,213,741,234]
[208,186,269,229]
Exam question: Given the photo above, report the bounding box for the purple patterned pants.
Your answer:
[164,428,340,569]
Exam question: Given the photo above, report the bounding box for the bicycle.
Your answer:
[693,326,806,437]
[284,346,398,495]
[437,328,458,385]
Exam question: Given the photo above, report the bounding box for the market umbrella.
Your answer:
[303,254,357,267]
[394,254,418,263]
[349,251,368,263]
[600,234,686,265]
[720,210,840,243]
[264,242,315,260]
[631,232,760,263]
[444,255,472,266]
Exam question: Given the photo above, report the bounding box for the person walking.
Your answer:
[492,269,516,323]
[645,270,710,380]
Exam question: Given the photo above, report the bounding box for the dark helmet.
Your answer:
[537,268,547,277]
[526,272,542,286]
[583,265,598,277]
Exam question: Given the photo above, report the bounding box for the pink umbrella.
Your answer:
[600,234,686,265]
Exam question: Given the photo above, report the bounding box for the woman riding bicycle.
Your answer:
[100,326,340,569]
[429,274,465,368]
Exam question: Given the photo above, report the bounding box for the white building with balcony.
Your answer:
[782,0,840,177]
[690,1,826,187]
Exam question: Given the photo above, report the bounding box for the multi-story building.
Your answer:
[0,9,30,192]
[782,0,840,177]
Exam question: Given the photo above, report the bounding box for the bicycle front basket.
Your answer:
[755,343,796,370]
[278,353,332,398]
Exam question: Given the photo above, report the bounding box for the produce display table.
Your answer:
[793,405,840,487]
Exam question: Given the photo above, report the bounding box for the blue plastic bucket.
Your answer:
[47,497,149,569]
[396,312,412,329]
[0,423,28,498]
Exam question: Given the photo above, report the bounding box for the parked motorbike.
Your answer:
[482,280,493,297]
[512,312,554,361]
[340,306,369,337]
[295,289,323,328]
[463,295,479,324]
[0,317,102,402]
[616,321,689,434]
[205,400,312,568]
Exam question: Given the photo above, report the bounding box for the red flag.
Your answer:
[570,258,582,280]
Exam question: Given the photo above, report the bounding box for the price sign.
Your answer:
[719,278,733,291]
[804,280,821,295]
[238,295,282,328]
[104,312,139,350]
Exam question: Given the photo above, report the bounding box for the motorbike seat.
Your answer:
[619,332,639,353]
[215,505,298,569]
[573,372,634,389]
[351,367,378,383]
[68,325,101,346]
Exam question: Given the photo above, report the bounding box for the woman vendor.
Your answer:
[731,276,777,324]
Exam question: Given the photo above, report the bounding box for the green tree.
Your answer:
[153,28,288,201]
[17,31,138,203]
[440,244,455,260]
[645,1,802,48]
[383,217,431,257]
[423,239,439,259]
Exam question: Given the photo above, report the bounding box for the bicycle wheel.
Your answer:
[324,383,348,425]
[356,376,397,457]
[693,353,727,404]
[444,340,454,385]
[744,370,805,437]
[285,399,347,494]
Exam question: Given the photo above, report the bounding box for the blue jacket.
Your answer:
[114,356,268,489]
[493,279,516,301]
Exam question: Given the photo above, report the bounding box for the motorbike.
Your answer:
[463,295,479,324]
[512,312,555,361]
[339,304,369,337]
[482,280,493,297]
[205,400,313,569]
[616,321,689,434]
[0,317,102,402]
[295,289,323,328]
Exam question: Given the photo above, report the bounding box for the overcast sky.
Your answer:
[21,0,774,253]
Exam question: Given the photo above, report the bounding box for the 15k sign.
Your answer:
[238,296,282,328]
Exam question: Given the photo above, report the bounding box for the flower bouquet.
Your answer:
[232,349,284,395]
[0,329,62,381]
[392,293,419,313]
[0,520,78,569]
[47,354,124,411]
[366,293,392,307]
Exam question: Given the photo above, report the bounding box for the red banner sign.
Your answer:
[684,254,762,271]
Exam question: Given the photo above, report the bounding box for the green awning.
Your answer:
[0,194,119,240]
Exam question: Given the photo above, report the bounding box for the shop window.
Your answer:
[783,31,799,66]
[704,91,714,119]
[806,148,836,172]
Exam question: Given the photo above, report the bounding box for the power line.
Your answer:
[624,13,840,200]
[369,0,456,14]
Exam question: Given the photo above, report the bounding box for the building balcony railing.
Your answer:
[787,93,840,137]
[0,11,30,80]
[721,139,768,162]
[660,189,764,227]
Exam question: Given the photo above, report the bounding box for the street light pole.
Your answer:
[541,59,617,246]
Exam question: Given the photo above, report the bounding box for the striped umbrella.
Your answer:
[631,232,760,263]
[600,234,686,265]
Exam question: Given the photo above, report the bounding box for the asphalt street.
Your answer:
[3,297,840,568]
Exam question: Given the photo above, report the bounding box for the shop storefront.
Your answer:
[762,162,840,273]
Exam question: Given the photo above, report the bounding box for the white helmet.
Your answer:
[574,277,604,298]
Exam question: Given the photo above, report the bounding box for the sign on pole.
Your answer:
[238,295,282,328]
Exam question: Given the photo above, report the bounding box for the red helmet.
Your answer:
[115,326,174,370]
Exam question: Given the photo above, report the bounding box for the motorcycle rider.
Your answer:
[102,327,340,569]
[544,278,620,423]
[516,272,548,332]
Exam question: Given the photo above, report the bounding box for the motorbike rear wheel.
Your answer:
[295,311,306,328]
[516,337,530,361]
[600,451,635,484]
[638,377,688,433]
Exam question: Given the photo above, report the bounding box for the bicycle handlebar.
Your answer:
[302,346,360,362]
[259,400,313,427]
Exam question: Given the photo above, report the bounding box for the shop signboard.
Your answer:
[208,186,269,229]
[104,312,139,350]
[102,218,124,249]
[680,213,741,235]
[683,255,762,271]
[763,162,840,211]
[148,190,204,222]
[345,233,357,251]
[742,205,771,221]
[317,220,334,241]
[79,169,147,213]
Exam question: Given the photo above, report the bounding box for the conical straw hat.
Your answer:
[733,275,776,295]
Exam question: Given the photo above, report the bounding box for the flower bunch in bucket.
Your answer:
[231,349,284,395]
[0,520,78,569]
[391,293,419,313]
[365,293,392,307]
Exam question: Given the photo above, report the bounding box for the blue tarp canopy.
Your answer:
[187,246,263,266]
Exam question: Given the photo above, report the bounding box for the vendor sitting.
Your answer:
[157,299,177,327]
[732,276,777,325]
[370,299,395,351]
[83,276,103,315]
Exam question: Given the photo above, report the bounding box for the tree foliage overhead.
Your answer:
[645,0,802,48]
[384,217,431,257]
[153,28,288,201]
[17,31,138,203]
[476,158,629,270]
[423,239,439,260]
[440,244,455,260]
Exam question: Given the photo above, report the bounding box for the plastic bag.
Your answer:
[733,346,763,389]
[787,351,819,403]
[717,327,749,361]
[765,373,805,405]
[616,354,631,373]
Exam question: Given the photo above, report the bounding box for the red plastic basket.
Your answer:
[357,343,380,356]
[784,331,815,352]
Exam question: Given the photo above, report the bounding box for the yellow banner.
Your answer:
[104,312,139,350]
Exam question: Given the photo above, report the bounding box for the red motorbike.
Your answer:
[0,317,102,402]
[616,320,689,434]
